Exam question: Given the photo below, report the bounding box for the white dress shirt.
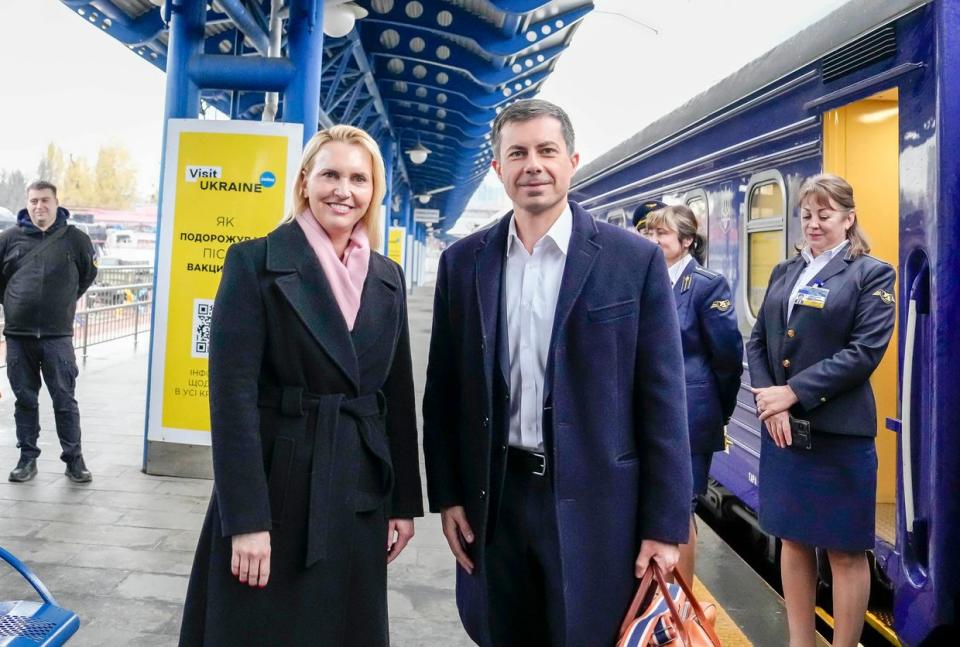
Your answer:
[504,206,572,451]
[787,239,849,319]
[668,253,694,288]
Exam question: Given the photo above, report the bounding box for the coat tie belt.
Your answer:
[258,385,395,568]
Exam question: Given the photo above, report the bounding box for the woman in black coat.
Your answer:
[180,125,423,646]
[747,174,895,647]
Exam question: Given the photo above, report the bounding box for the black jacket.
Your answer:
[0,207,98,337]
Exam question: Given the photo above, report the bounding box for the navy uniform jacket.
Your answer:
[423,202,692,646]
[746,248,896,436]
[673,259,744,453]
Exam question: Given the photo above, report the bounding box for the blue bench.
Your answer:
[0,546,79,646]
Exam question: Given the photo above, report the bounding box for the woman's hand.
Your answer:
[387,518,415,564]
[763,411,792,448]
[231,531,271,588]
[751,385,799,421]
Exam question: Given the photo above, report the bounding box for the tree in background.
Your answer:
[36,143,66,189]
[0,169,28,213]
[60,155,97,207]
[47,144,139,210]
[94,145,138,209]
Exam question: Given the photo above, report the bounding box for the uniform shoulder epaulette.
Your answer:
[693,266,719,280]
[862,253,895,268]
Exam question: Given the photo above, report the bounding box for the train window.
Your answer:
[606,208,626,228]
[749,182,783,220]
[744,175,786,318]
[685,191,709,258]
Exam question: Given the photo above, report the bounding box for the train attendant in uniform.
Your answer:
[631,199,666,235]
[641,205,743,585]
[747,174,896,647]
[179,125,424,647]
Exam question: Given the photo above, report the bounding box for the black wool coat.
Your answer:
[180,222,423,647]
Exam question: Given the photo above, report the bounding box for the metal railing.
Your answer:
[0,267,155,365]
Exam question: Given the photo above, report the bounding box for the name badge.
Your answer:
[795,285,829,310]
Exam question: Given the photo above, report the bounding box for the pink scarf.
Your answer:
[296,211,370,331]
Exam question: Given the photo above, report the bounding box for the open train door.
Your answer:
[822,88,902,641]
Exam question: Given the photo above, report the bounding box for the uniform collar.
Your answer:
[668,253,694,287]
[801,238,849,265]
[506,203,572,257]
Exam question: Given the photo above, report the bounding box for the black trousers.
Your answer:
[5,335,83,462]
[485,452,565,647]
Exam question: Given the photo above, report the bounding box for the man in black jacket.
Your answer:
[2,181,98,483]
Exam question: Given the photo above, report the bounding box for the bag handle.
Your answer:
[617,566,656,639]
[617,563,691,647]
[667,568,724,647]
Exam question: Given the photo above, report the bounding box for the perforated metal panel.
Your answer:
[0,615,57,642]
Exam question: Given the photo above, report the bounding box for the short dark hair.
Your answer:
[27,180,58,198]
[491,99,575,159]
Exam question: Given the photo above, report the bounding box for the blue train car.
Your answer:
[571,0,959,642]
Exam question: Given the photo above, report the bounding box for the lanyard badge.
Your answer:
[794,283,829,310]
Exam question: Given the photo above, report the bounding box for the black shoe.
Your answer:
[65,456,92,483]
[9,457,37,483]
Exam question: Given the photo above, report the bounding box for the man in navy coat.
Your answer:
[423,99,693,646]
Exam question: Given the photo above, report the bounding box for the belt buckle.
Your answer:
[532,452,546,476]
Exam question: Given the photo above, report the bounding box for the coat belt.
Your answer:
[258,385,394,568]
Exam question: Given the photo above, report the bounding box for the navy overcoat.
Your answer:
[673,259,743,453]
[180,222,423,646]
[423,202,692,646]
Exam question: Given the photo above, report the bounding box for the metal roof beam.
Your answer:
[62,0,164,47]
[215,0,271,56]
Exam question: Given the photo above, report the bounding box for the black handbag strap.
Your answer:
[6,225,70,279]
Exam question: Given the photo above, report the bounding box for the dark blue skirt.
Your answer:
[691,453,713,512]
[758,428,877,551]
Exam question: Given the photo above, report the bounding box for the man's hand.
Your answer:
[440,506,475,574]
[387,518,415,564]
[751,385,799,421]
[231,531,271,588]
[635,539,679,578]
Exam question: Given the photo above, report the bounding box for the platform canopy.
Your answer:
[58,0,593,230]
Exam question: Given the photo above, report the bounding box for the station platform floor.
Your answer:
[0,287,800,646]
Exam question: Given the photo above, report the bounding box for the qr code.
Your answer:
[192,299,214,358]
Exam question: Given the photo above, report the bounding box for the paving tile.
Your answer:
[115,508,207,531]
[35,521,171,548]
[3,500,125,525]
[0,537,83,565]
[156,530,202,553]
[0,482,94,504]
[15,563,130,597]
[69,545,196,576]
[55,593,182,636]
[114,572,190,604]
[0,518,49,538]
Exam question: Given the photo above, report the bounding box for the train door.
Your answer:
[822,88,900,546]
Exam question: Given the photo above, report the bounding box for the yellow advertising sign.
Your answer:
[148,120,302,444]
[387,226,406,266]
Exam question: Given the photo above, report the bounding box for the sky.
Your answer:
[0,0,849,202]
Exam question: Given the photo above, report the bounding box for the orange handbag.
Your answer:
[616,563,722,647]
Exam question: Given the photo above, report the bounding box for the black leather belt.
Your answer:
[508,447,548,477]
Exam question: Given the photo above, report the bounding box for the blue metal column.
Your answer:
[285,0,325,144]
[144,0,207,471]
[399,188,412,284]
[163,0,206,119]
[381,138,395,253]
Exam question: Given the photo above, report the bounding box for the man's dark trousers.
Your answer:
[485,451,565,647]
[6,335,82,462]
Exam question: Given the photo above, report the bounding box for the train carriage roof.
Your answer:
[58,0,594,231]
[573,0,928,190]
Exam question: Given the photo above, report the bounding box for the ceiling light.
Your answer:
[406,142,431,165]
[323,1,369,38]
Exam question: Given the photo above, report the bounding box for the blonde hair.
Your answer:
[283,124,386,245]
[645,205,706,264]
[795,173,870,258]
